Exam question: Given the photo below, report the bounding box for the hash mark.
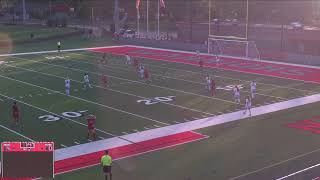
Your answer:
[133,129,139,132]
[122,132,128,135]
[79,110,89,113]
[99,136,104,139]
[153,124,161,128]
[60,144,67,148]
[144,127,150,130]
[74,141,80,145]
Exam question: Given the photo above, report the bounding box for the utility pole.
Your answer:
[22,0,26,24]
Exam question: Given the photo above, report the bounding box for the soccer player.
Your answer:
[205,74,212,91]
[87,114,97,140]
[65,77,71,96]
[83,73,92,90]
[57,41,61,52]
[144,68,150,82]
[102,53,108,64]
[125,54,131,65]
[11,102,20,126]
[161,63,167,78]
[211,78,216,96]
[101,74,108,88]
[139,65,145,79]
[250,81,257,99]
[243,96,252,116]
[133,58,139,71]
[234,86,241,104]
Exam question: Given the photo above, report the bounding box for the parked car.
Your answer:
[290,22,303,30]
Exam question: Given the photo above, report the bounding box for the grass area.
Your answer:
[1,47,320,179]
[0,24,77,42]
[54,101,320,180]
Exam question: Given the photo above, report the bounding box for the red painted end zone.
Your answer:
[55,131,206,175]
[90,46,320,84]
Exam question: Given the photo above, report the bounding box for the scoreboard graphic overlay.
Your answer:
[1,142,54,179]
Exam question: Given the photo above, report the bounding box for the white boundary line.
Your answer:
[100,45,320,85]
[2,45,320,70]
[276,163,320,180]
[125,45,320,70]
[0,124,35,142]
[73,51,318,94]
[54,92,320,161]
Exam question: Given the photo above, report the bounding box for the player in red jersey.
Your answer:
[144,68,150,82]
[11,102,20,125]
[87,114,97,140]
[99,53,108,64]
[210,79,216,96]
[101,74,108,88]
[198,59,204,68]
[133,58,139,71]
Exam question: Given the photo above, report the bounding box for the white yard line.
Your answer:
[4,63,215,117]
[0,74,169,126]
[0,124,35,142]
[55,92,320,165]
[13,56,239,105]
[0,93,115,137]
[65,52,287,100]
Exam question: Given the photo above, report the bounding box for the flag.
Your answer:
[159,0,165,8]
[136,0,141,9]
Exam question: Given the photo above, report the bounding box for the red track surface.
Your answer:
[55,131,206,174]
[91,46,320,84]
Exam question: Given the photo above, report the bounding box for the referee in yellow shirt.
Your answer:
[101,150,113,180]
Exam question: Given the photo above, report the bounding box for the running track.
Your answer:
[91,45,320,84]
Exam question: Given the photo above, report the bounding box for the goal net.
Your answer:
[207,38,260,60]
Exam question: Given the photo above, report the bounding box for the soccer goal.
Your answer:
[207,38,261,60]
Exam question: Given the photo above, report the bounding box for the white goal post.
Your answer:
[207,38,261,60]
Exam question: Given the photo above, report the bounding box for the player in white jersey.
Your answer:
[125,54,132,65]
[250,81,257,99]
[196,50,200,59]
[65,78,71,96]
[139,65,145,79]
[243,96,252,116]
[83,73,92,90]
[205,74,212,91]
[234,86,241,104]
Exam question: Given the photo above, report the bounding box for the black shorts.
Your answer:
[103,166,112,173]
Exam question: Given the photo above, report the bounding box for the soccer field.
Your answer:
[2,45,320,179]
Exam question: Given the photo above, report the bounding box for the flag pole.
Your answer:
[137,9,140,35]
[147,0,149,36]
[157,0,160,38]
